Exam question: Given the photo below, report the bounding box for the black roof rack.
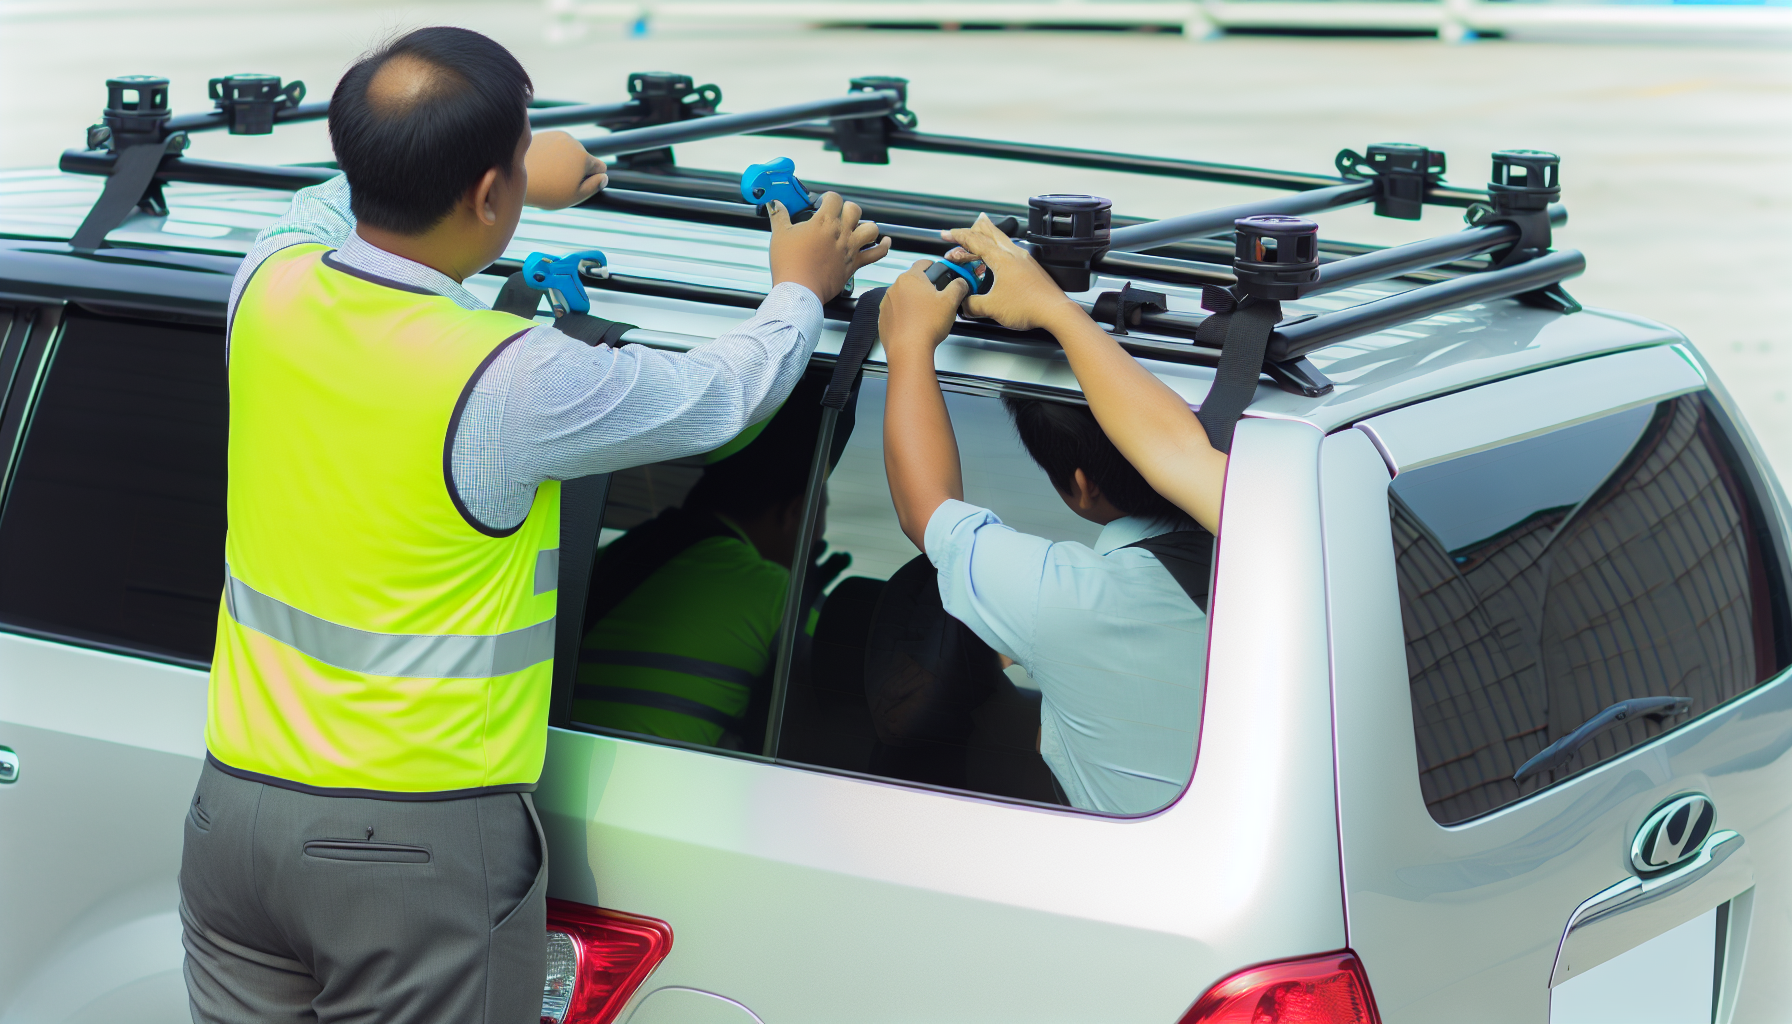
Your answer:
[52,72,1584,398]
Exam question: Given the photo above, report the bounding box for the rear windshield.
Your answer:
[1390,393,1792,824]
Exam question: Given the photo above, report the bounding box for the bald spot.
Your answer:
[365,53,463,117]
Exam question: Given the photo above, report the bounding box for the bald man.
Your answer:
[178,26,887,1024]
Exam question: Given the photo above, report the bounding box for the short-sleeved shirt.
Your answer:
[924,499,1209,814]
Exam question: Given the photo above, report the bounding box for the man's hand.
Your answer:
[524,131,607,210]
[941,213,1086,333]
[769,192,891,302]
[879,260,970,364]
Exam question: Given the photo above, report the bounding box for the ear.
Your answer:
[781,493,808,528]
[471,167,501,226]
[1071,468,1103,511]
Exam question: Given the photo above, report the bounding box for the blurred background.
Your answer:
[2,0,1788,466]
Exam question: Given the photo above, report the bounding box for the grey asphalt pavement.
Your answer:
[3,0,1787,470]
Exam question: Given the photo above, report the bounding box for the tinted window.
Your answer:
[0,310,228,664]
[571,370,1213,815]
[1391,393,1791,824]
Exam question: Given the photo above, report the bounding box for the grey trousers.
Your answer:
[179,759,547,1024]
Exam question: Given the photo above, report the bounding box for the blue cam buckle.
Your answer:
[521,249,608,316]
[741,157,816,220]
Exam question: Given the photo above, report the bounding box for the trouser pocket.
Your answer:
[302,840,431,864]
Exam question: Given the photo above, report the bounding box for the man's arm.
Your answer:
[455,192,893,530]
[940,216,1226,534]
[878,261,974,550]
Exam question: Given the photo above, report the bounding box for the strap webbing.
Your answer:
[1195,297,1282,455]
[1125,529,1214,613]
[824,287,887,409]
[70,136,184,250]
[491,271,636,346]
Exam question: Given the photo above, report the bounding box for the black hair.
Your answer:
[1002,395,1186,522]
[328,27,533,235]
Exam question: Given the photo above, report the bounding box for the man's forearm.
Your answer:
[1038,304,1226,532]
[883,347,963,551]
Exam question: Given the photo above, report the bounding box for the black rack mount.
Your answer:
[54,71,1585,399]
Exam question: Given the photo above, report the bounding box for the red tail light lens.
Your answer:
[542,899,673,1024]
[1178,951,1381,1024]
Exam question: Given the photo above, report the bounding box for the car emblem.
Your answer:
[1631,794,1716,874]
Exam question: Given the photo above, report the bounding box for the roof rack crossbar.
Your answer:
[1269,248,1586,362]
[1105,181,1377,253]
[577,91,901,159]
[755,123,1488,209]
[168,99,329,135]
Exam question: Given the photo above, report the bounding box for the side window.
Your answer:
[570,369,1214,816]
[0,309,228,664]
[1390,393,1792,824]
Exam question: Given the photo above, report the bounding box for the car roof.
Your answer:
[0,168,1685,436]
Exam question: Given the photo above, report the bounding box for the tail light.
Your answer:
[1178,951,1382,1024]
[542,899,673,1024]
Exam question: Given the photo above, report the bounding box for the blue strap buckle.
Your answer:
[521,249,608,316]
[924,257,992,295]
[741,157,815,220]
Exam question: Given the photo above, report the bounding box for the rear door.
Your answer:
[0,301,226,1023]
[1321,344,1792,1023]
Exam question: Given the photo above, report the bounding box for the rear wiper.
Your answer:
[1513,696,1693,784]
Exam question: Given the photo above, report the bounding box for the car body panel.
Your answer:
[0,634,204,1024]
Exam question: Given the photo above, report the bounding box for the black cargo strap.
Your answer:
[1125,528,1214,613]
[1194,293,1282,455]
[491,270,636,347]
[69,135,185,251]
[826,287,887,409]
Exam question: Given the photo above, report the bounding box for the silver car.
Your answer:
[1,72,1786,1024]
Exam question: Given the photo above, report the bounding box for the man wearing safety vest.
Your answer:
[178,27,888,1024]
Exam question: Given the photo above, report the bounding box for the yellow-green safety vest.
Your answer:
[208,243,559,796]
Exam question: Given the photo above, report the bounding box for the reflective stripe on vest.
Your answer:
[210,244,557,795]
[225,567,555,678]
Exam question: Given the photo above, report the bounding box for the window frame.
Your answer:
[560,355,1190,816]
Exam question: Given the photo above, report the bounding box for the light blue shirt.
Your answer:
[924,499,1209,815]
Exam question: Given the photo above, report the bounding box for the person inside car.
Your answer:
[183,25,888,1024]
[572,373,849,750]
[877,255,1213,814]
[937,215,1228,532]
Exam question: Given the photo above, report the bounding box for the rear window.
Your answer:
[570,371,1213,815]
[1390,392,1792,824]
[0,309,227,664]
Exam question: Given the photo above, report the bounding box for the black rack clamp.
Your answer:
[1468,150,1579,313]
[71,76,187,251]
[828,76,919,165]
[1336,143,1447,221]
[208,74,307,135]
[1196,216,1326,450]
[1025,194,1113,292]
[613,72,722,170]
[1091,282,1167,336]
